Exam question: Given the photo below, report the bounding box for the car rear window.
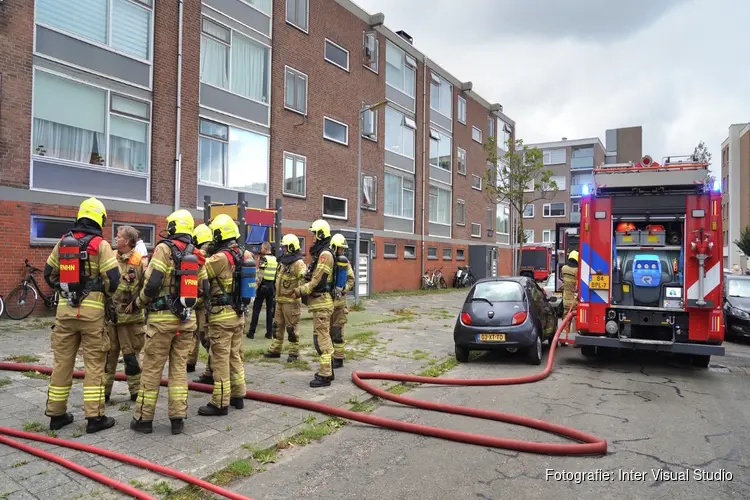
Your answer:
[727,278,750,298]
[472,281,524,302]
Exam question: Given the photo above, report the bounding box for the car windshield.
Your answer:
[727,279,750,298]
[473,281,524,302]
[545,273,555,287]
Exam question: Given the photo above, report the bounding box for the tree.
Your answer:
[693,140,712,166]
[483,136,559,276]
[734,226,750,259]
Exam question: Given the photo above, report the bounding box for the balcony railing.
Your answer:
[570,212,581,223]
[571,156,594,170]
[570,184,588,196]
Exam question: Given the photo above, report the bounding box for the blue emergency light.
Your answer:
[582,184,590,196]
[713,179,721,192]
[632,255,662,288]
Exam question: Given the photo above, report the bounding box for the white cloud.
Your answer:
[354,0,750,174]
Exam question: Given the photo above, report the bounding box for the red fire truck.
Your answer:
[574,155,725,367]
[518,245,552,281]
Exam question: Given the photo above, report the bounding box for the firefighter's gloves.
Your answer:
[291,288,301,299]
[105,301,118,324]
[334,287,344,300]
[124,301,135,314]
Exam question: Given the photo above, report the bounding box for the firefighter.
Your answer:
[130,209,209,435]
[103,225,147,404]
[263,234,307,362]
[42,197,120,433]
[560,250,579,346]
[198,214,253,416]
[188,224,214,384]
[329,234,355,368]
[247,242,277,340]
[293,220,336,388]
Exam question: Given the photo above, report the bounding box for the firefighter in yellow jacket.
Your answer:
[560,250,579,346]
[264,234,307,362]
[130,210,209,435]
[188,223,214,384]
[104,225,147,403]
[199,214,253,416]
[293,219,336,388]
[42,197,120,433]
[329,234,355,368]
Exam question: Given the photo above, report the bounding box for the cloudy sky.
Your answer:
[355,0,749,176]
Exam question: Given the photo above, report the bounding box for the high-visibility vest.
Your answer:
[262,255,277,282]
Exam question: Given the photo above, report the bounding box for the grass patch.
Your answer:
[23,421,45,433]
[5,354,41,363]
[371,288,457,298]
[392,349,431,361]
[22,370,49,380]
[386,383,412,395]
[151,481,174,495]
[0,377,11,388]
[243,348,269,360]
[347,396,377,413]
[241,445,279,465]
[277,417,346,449]
[418,357,459,378]
[430,308,456,320]
[349,299,366,312]
[283,359,311,371]
[11,460,29,468]
[119,403,131,412]
[208,459,256,486]
[47,430,57,438]
[129,479,146,489]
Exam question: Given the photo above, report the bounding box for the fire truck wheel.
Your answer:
[580,345,596,357]
[691,355,711,368]
[526,335,542,366]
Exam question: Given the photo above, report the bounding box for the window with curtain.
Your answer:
[284,67,307,114]
[32,70,151,173]
[361,174,377,210]
[286,0,309,30]
[283,153,306,197]
[246,0,272,15]
[456,199,466,225]
[385,40,415,97]
[36,0,153,61]
[384,173,413,219]
[385,106,415,158]
[430,74,452,118]
[200,17,270,103]
[429,185,451,225]
[429,128,452,171]
[496,204,510,234]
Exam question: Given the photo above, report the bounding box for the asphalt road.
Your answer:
[234,340,750,500]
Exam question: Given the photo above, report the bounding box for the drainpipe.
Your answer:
[420,58,427,284]
[173,0,184,212]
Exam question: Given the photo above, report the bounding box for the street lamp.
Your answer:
[355,100,388,306]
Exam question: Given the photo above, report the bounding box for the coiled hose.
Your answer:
[0,307,606,499]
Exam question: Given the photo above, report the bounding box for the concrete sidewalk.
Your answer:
[0,290,464,500]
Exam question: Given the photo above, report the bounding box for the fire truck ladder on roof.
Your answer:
[593,155,711,194]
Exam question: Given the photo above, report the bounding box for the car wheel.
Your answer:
[455,344,470,363]
[691,354,711,368]
[527,334,542,365]
[580,345,596,357]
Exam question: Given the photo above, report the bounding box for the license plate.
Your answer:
[590,275,609,290]
[479,333,506,342]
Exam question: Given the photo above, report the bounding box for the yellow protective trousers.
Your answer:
[330,305,348,360]
[207,320,246,408]
[312,308,334,377]
[268,302,302,356]
[104,322,145,398]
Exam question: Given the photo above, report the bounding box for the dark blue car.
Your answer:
[453,276,558,365]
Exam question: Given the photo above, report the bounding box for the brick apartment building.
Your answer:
[522,126,642,248]
[721,123,750,271]
[0,0,517,301]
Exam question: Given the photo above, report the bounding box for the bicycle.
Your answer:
[422,266,447,290]
[0,293,4,318]
[5,259,60,320]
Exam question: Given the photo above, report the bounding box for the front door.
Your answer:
[343,239,370,297]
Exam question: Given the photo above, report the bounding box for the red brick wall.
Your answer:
[0,0,34,189]
[269,1,385,228]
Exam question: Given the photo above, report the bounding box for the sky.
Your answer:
[354,0,750,176]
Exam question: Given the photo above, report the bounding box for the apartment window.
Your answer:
[571,202,581,213]
[543,202,566,217]
[457,147,467,175]
[298,235,307,255]
[30,215,75,245]
[324,39,349,72]
[471,223,482,238]
[284,66,307,115]
[524,229,534,243]
[200,17,270,103]
[429,185,451,225]
[384,173,414,219]
[384,243,397,258]
[36,0,153,60]
[362,108,378,141]
[542,230,555,243]
[323,117,348,145]
[404,245,417,259]
[198,118,269,193]
[472,126,482,143]
[245,0,272,14]
[385,40,416,97]
[112,222,155,249]
[430,73,452,118]
[472,175,482,191]
[496,204,509,234]
[283,152,306,197]
[571,146,594,169]
[361,173,377,210]
[545,175,567,191]
[524,178,535,192]
[429,128,452,171]
[500,122,511,148]
[456,199,466,226]
[523,204,534,218]
[363,32,379,73]
[457,248,465,260]
[32,70,150,174]
[457,96,467,124]
[542,148,566,165]
[323,195,347,220]
[385,107,416,158]
[427,247,438,260]
[442,248,452,260]
[286,0,308,31]
[488,117,495,138]
[487,207,494,231]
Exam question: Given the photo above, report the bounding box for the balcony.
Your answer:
[570,184,588,197]
[571,156,594,170]
[570,212,581,223]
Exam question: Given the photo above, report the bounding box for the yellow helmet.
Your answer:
[281,233,301,253]
[77,197,107,228]
[210,213,240,242]
[568,250,579,263]
[166,209,194,235]
[192,223,212,246]
[330,233,348,251]
[309,219,331,240]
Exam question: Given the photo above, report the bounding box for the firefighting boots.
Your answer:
[332,359,344,369]
[86,416,115,434]
[230,397,244,409]
[198,403,228,416]
[193,374,214,384]
[130,418,153,434]
[263,351,281,359]
[49,413,74,431]
[123,354,141,376]
[186,364,196,372]
[170,418,184,435]
[287,354,299,363]
[309,373,334,388]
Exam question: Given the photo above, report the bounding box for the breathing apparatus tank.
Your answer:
[59,233,83,296]
[239,258,257,304]
[334,255,349,290]
[177,250,200,310]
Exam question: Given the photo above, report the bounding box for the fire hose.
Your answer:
[0,307,606,500]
